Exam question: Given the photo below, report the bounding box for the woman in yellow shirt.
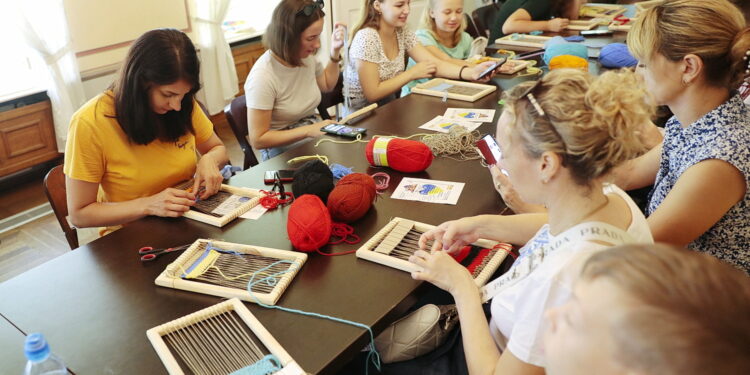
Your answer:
[64,29,228,230]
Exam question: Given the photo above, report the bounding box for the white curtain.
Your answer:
[195,0,239,115]
[15,0,86,152]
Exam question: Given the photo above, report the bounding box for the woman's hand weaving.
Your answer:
[193,154,224,199]
[409,249,474,295]
[418,218,482,254]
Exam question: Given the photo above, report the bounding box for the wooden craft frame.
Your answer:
[494,34,552,49]
[155,239,307,305]
[356,217,509,286]
[147,298,305,375]
[498,60,534,75]
[411,78,496,102]
[608,18,634,32]
[566,19,599,31]
[179,183,264,227]
[579,4,626,20]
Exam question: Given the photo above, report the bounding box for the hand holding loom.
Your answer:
[419,217,484,254]
[142,187,195,217]
[409,249,476,295]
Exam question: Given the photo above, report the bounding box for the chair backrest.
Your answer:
[224,95,259,169]
[472,3,501,39]
[465,13,483,38]
[317,72,344,120]
[43,164,78,250]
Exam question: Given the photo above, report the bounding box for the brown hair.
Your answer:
[628,0,750,89]
[502,69,653,186]
[351,0,385,44]
[580,244,750,375]
[111,28,200,145]
[420,0,467,47]
[264,0,325,67]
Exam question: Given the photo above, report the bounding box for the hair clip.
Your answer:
[745,50,750,75]
[526,93,546,116]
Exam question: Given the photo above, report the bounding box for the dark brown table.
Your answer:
[0,92,507,374]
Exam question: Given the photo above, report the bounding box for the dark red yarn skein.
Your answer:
[365,137,433,173]
[287,194,332,252]
[327,173,376,223]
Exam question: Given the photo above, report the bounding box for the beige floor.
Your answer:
[0,113,245,283]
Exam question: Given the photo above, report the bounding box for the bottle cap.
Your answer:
[24,333,51,362]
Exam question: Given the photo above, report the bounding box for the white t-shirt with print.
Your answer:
[489,184,653,367]
[244,50,323,130]
[343,27,417,108]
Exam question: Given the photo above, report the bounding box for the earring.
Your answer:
[744,50,750,75]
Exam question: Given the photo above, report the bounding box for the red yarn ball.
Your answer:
[287,194,332,252]
[365,137,433,173]
[327,173,376,222]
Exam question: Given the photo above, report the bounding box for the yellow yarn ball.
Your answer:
[549,55,589,71]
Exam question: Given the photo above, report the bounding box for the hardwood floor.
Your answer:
[0,113,246,282]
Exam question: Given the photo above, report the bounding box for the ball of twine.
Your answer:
[421,125,482,161]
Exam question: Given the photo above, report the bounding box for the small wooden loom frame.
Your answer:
[147,298,305,375]
[155,239,307,305]
[356,217,510,287]
[579,4,626,20]
[498,60,534,75]
[608,18,634,32]
[175,181,264,227]
[566,19,600,31]
[494,34,552,49]
[411,78,496,102]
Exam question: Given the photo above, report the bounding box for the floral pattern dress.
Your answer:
[647,94,750,274]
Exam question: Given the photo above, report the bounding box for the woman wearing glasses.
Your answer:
[391,69,654,375]
[245,0,345,160]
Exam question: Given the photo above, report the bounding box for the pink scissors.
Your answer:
[138,244,191,262]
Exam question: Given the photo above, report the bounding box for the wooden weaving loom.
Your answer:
[173,180,263,227]
[356,218,511,286]
[155,239,307,305]
[147,298,305,375]
[411,78,496,102]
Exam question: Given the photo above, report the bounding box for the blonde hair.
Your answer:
[350,0,385,44]
[580,244,750,375]
[502,69,653,186]
[419,0,467,47]
[628,0,750,89]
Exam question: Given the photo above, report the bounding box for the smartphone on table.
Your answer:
[321,123,367,138]
[580,29,614,36]
[263,169,295,184]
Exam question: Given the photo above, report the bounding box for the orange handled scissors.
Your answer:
[139,244,191,262]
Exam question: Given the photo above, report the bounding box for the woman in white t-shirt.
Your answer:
[401,69,655,375]
[342,0,498,114]
[245,0,344,160]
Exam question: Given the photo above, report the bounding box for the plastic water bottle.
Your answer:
[23,333,67,375]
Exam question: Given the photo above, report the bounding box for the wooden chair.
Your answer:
[43,164,78,250]
[317,72,344,120]
[472,3,502,39]
[224,95,259,170]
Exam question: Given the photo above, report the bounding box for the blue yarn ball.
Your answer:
[599,43,638,68]
[543,42,589,66]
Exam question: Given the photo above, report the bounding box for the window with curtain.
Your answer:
[0,9,45,102]
[222,0,282,42]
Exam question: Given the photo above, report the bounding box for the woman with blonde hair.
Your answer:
[401,0,475,96]
[544,243,750,375]
[614,0,750,274]
[343,0,497,113]
[382,68,654,374]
